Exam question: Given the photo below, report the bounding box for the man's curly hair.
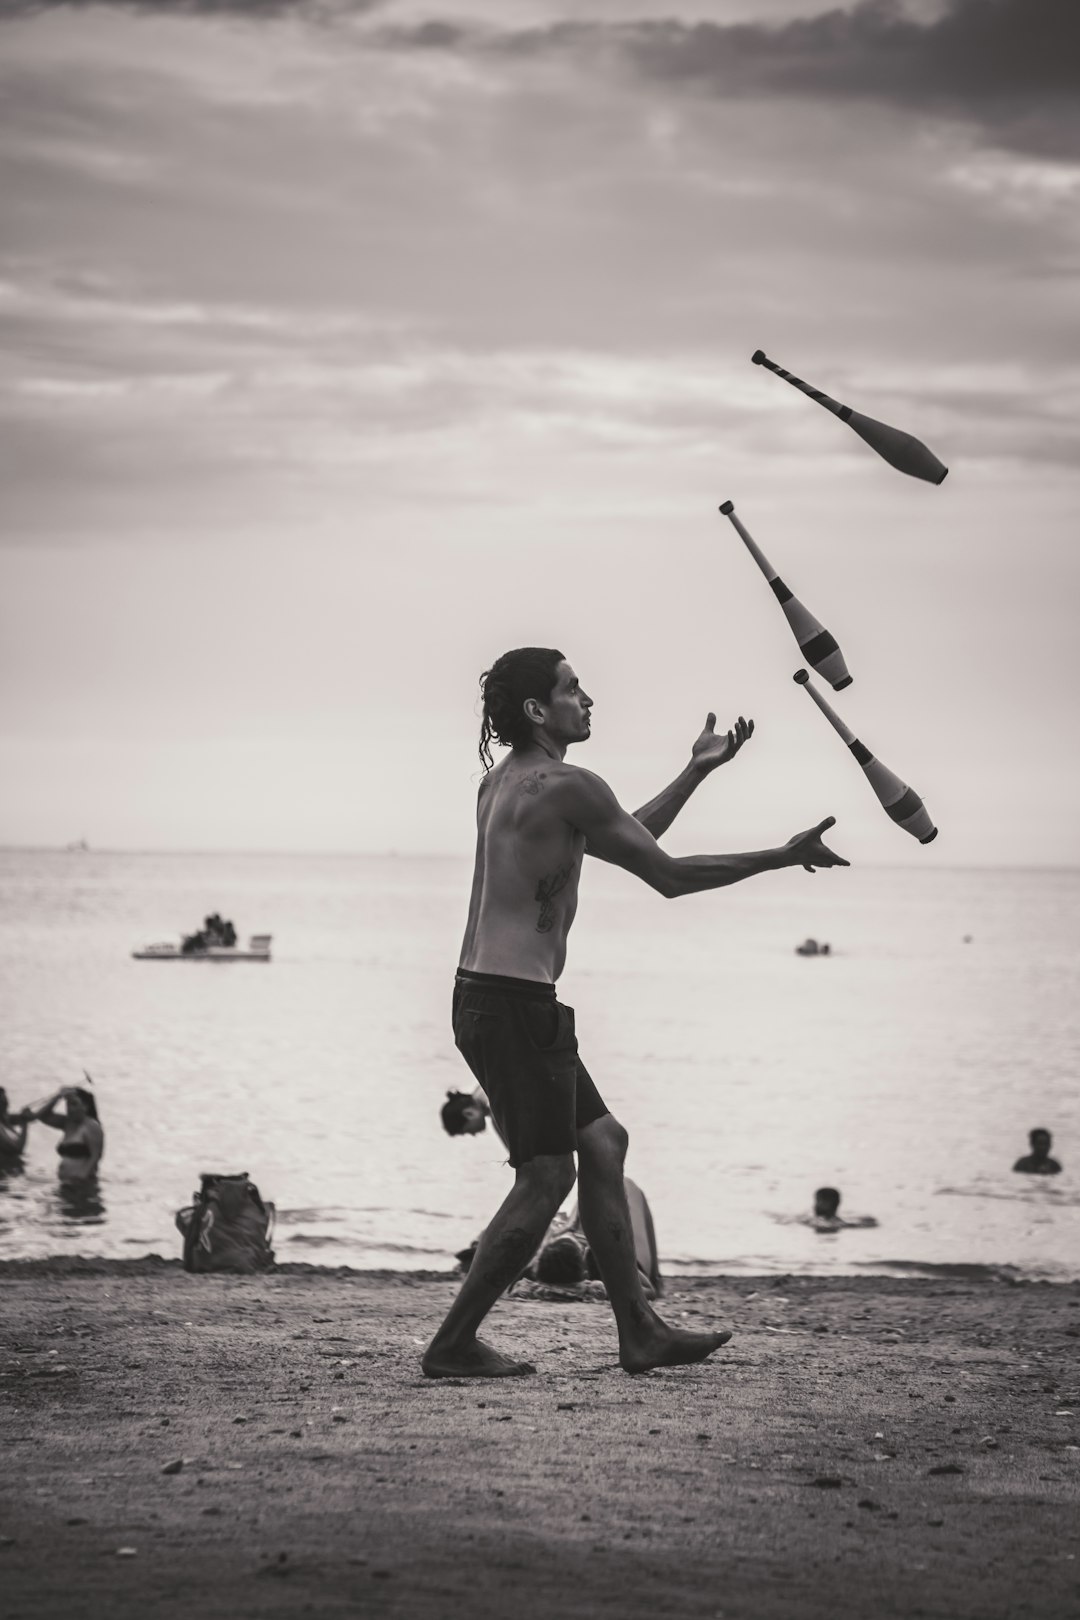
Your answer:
[478,647,564,771]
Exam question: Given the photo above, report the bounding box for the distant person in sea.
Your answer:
[181,914,237,953]
[440,1086,492,1140]
[424,644,848,1381]
[1013,1128,1062,1177]
[205,913,237,946]
[30,1086,104,1183]
[0,1087,30,1161]
[809,1187,877,1232]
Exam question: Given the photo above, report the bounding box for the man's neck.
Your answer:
[515,737,567,765]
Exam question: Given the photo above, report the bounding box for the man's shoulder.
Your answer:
[493,755,614,799]
[541,761,612,797]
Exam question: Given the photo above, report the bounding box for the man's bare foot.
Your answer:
[620,1325,732,1375]
[421,1336,537,1380]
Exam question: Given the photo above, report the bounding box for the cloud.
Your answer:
[0,0,379,17]
[381,0,1080,160]
[5,1,1078,157]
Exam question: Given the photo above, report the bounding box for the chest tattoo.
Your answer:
[534,864,573,933]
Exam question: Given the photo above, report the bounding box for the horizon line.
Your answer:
[1,844,1079,873]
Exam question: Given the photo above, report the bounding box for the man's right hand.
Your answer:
[783,817,850,874]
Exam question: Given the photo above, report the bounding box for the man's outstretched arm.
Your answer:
[588,714,754,862]
[560,769,848,898]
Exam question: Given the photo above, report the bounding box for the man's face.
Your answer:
[1031,1131,1051,1158]
[540,661,593,746]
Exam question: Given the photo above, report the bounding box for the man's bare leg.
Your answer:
[575,1115,732,1373]
[422,1154,576,1378]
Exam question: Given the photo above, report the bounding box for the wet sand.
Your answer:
[2,1261,1079,1620]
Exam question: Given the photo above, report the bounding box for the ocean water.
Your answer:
[0,849,1077,1282]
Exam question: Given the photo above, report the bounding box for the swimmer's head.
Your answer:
[1029,1128,1052,1155]
[440,1090,487,1137]
[477,647,566,771]
[813,1187,841,1219]
[534,1234,588,1286]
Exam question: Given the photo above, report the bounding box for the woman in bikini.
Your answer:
[31,1086,104,1183]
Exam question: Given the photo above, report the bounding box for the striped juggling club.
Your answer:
[752,350,948,486]
[719,500,852,691]
[794,669,937,844]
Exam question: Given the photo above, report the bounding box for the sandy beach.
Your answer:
[2,1262,1078,1620]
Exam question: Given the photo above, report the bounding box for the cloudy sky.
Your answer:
[1,0,1077,862]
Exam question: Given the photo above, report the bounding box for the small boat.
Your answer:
[133,934,272,963]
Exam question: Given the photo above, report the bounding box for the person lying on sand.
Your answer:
[1013,1128,1062,1177]
[528,1177,662,1299]
[423,646,847,1380]
[457,1176,663,1302]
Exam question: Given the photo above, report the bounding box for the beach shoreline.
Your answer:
[3,1264,1079,1619]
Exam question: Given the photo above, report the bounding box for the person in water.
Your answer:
[1013,1128,1062,1176]
[441,1086,491,1139]
[30,1087,104,1182]
[0,1087,30,1161]
[809,1187,877,1231]
[423,646,848,1380]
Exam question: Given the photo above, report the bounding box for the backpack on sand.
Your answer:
[175,1172,276,1274]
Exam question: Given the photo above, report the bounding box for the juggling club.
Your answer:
[752,350,948,486]
[720,500,852,691]
[794,668,937,843]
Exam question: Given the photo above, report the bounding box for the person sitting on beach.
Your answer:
[1013,1128,1062,1177]
[29,1087,104,1182]
[0,1087,30,1161]
[809,1187,877,1232]
[441,1086,492,1139]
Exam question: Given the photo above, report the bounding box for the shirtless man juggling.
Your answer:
[422,647,848,1380]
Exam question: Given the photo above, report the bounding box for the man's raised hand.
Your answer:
[691,712,755,774]
[784,816,850,874]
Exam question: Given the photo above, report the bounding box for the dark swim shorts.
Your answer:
[452,969,609,1169]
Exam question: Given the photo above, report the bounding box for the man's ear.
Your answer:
[523,698,545,724]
